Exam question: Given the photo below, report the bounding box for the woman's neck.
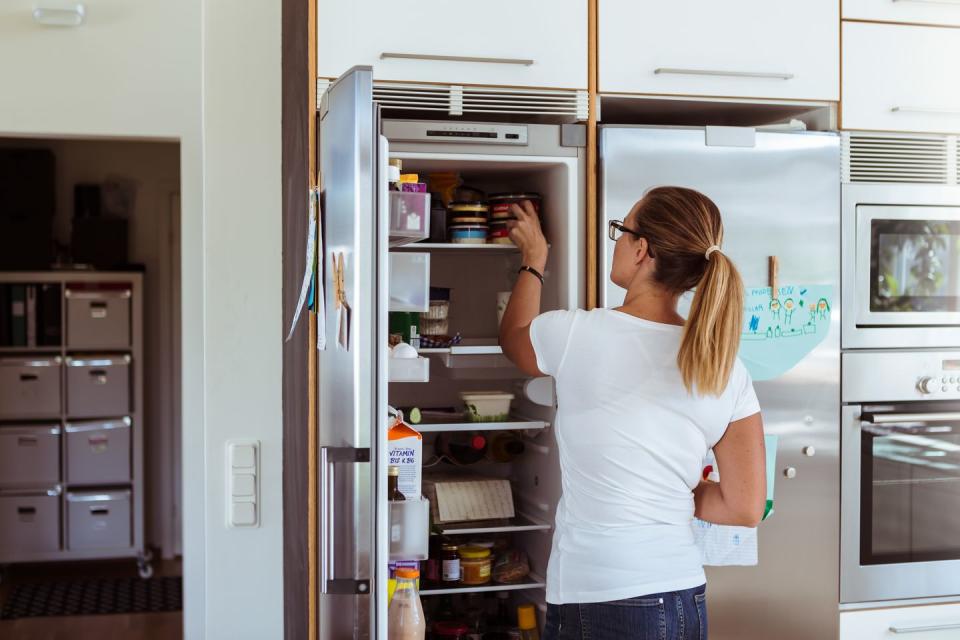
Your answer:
[616,281,685,326]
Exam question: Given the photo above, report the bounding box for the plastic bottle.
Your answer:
[388,568,426,640]
[517,604,540,640]
[436,432,488,465]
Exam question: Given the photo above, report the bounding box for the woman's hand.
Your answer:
[506,200,548,272]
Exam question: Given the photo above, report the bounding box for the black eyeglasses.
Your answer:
[608,219,642,242]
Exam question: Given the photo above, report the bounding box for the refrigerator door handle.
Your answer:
[320,446,372,595]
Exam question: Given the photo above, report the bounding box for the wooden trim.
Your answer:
[586,0,598,310]
[282,0,312,638]
[308,2,318,639]
[843,17,960,30]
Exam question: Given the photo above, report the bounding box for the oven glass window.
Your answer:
[861,422,960,565]
[870,219,960,313]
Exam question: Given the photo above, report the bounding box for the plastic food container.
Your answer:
[389,191,430,241]
[458,545,493,585]
[422,300,450,320]
[449,202,489,217]
[489,193,541,220]
[460,391,514,422]
[449,225,488,244]
[419,318,449,336]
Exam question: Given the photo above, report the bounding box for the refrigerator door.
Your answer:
[318,66,383,640]
[600,126,840,640]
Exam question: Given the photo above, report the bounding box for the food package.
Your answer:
[493,549,530,584]
[388,420,423,499]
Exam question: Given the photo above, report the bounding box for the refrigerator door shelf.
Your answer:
[420,573,546,597]
[387,356,429,383]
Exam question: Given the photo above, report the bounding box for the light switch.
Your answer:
[230,502,257,526]
[230,444,256,469]
[232,474,256,497]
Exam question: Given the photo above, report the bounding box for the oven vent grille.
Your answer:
[318,78,589,121]
[842,132,957,184]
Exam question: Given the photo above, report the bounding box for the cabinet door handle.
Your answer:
[892,105,960,115]
[654,67,794,80]
[380,52,534,66]
[890,621,960,633]
[17,506,37,516]
[90,507,110,516]
[17,437,38,447]
[89,301,108,319]
[19,373,39,382]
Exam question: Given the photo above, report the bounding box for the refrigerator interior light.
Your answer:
[33,2,86,27]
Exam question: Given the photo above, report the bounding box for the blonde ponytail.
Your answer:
[678,251,743,395]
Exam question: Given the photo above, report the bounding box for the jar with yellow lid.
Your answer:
[458,545,492,585]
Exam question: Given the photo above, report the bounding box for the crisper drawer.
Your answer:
[0,356,62,420]
[65,283,132,350]
[65,418,131,485]
[65,354,131,418]
[844,0,960,27]
[0,486,61,555]
[841,603,960,639]
[0,424,60,486]
[842,22,960,134]
[66,489,132,550]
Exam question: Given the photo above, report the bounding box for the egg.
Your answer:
[391,342,418,359]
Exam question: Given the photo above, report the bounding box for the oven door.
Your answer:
[842,405,960,604]
[856,205,960,328]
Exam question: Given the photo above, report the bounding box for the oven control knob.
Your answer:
[918,376,937,395]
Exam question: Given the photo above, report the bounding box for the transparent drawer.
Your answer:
[388,356,430,383]
[389,192,430,247]
[389,496,430,561]
[389,252,430,312]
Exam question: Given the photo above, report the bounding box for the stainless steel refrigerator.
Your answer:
[600,125,841,640]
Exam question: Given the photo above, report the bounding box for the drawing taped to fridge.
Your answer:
[739,284,833,381]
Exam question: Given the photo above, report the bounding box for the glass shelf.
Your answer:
[414,418,547,433]
[393,243,519,253]
[420,574,546,597]
[431,513,551,536]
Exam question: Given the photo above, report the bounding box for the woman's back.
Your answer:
[531,307,759,604]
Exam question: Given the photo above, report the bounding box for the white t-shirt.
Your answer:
[529,307,761,604]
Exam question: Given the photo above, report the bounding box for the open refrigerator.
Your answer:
[318,67,584,639]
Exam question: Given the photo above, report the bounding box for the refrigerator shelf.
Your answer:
[431,512,552,536]
[393,243,520,253]
[420,574,546,597]
[419,341,514,369]
[414,418,548,433]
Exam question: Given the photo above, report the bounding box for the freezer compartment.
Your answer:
[66,489,132,550]
[65,284,132,350]
[0,486,62,555]
[65,418,132,485]
[65,354,131,418]
[0,424,61,486]
[0,356,62,420]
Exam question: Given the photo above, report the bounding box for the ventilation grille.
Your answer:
[842,132,958,184]
[318,78,588,121]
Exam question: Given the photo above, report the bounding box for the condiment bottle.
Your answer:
[486,431,525,463]
[441,543,460,583]
[436,432,488,465]
[388,568,426,640]
[517,604,540,640]
[388,465,406,501]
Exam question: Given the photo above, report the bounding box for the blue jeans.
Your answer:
[543,584,707,640]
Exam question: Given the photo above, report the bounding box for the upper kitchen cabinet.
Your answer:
[317,0,587,89]
[842,22,960,133]
[599,0,839,101]
[844,0,960,27]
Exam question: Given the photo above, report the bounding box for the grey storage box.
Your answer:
[65,418,131,485]
[65,284,132,349]
[66,355,131,418]
[0,424,60,486]
[67,489,132,550]
[0,357,62,420]
[0,486,61,556]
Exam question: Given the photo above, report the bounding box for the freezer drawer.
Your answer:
[0,357,62,419]
[65,418,131,485]
[65,355,131,418]
[0,487,61,555]
[0,424,61,486]
[66,489,132,550]
[66,284,132,350]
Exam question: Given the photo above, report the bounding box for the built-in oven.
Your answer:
[842,183,960,349]
[842,350,960,604]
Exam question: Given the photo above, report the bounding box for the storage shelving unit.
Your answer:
[0,271,149,578]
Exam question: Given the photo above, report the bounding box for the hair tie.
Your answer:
[704,245,721,261]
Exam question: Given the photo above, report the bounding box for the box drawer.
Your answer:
[841,603,960,639]
[65,355,131,418]
[65,284,132,350]
[844,0,960,27]
[66,489,132,550]
[65,418,131,485]
[0,486,61,555]
[0,357,62,419]
[0,424,60,486]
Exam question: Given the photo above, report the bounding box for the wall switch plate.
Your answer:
[226,440,260,528]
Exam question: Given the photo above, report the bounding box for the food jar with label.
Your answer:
[458,545,492,585]
[441,543,461,583]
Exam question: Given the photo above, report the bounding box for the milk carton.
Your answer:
[387,420,422,499]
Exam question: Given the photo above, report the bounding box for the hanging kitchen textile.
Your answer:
[739,284,833,381]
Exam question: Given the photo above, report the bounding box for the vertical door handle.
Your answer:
[320,446,372,595]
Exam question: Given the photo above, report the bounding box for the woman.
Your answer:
[499,186,766,640]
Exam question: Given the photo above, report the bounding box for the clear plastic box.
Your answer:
[388,252,430,312]
[388,356,430,383]
[389,192,430,246]
[389,496,430,561]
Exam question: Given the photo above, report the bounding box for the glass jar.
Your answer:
[458,545,492,585]
[441,543,461,583]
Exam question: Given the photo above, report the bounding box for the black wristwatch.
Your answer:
[518,265,544,285]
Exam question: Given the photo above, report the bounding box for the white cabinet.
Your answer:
[841,603,960,640]
[842,22,960,133]
[599,0,838,100]
[317,0,587,89]
[844,0,960,27]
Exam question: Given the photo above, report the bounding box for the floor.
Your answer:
[0,556,183,640]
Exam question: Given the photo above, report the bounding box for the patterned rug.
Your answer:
[0,576,181,619]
